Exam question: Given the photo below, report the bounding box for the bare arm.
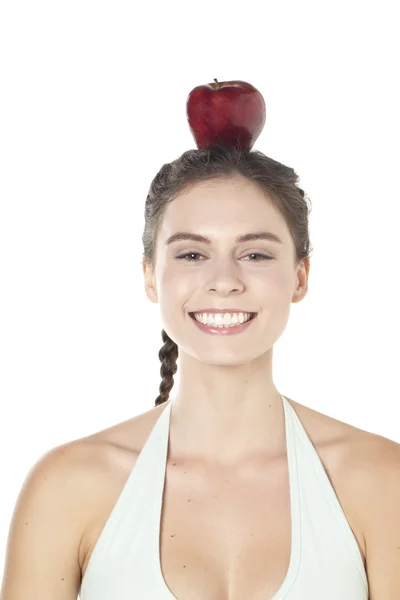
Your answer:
[363,439,400,599]
[0,442,90,600]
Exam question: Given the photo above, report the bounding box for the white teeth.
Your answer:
[192,312,252,326]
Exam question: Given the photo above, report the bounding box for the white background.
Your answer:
[1,0,399,577]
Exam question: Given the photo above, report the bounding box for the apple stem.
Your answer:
[213,78,220,89]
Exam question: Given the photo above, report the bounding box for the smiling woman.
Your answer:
[5,143,400,600]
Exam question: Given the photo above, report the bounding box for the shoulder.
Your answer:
[349,433,400,598]
[56,402,167,490]
[1,439,107,596]
[16,439,101,509]
[82,401,168,452]
[288,396,399,568]
[290,395,400,491]
[314,402,400,596]
[10,407,157,559]
[335,420,400,514]
[70,404,169,570]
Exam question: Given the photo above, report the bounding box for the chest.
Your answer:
[157,456,293,600]
[81,435,367,600]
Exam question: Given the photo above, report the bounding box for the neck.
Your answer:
[167,350,285,466]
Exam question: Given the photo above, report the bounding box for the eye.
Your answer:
[243,253,274,262]
[175,252,204,262]
[175,252,273,262]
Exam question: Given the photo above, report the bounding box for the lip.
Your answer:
[189,309,257,315]
[189,312,257,335]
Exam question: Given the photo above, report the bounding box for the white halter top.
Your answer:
[79,393,369,599]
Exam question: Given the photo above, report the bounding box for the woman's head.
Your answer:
[142,145,313,406]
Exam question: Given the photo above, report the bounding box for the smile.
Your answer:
[189,312,257,335]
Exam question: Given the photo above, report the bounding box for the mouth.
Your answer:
[187,311,258,335]
[188,312,257,322]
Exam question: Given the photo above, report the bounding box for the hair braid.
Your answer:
[154,329,179,406]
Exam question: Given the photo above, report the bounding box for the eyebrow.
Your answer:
[165,231,284,246]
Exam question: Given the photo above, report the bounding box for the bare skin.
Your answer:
[76,394,385,599]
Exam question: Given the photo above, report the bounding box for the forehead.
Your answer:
[160,177,285,236]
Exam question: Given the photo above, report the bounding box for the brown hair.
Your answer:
[141,144,313,406]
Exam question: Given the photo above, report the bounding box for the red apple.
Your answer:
[186,78,266,151]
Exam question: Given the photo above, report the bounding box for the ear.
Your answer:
[292,257,310,304]
[142,261,158,304]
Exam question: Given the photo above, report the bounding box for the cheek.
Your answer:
[253,270,283,293]
[161,263,201,291]
[156,262,180,292]
[157,269,193,315]
[253,270,294,313]
[162,271,190,292]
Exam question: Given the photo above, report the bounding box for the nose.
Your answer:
[206,259,245,295]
